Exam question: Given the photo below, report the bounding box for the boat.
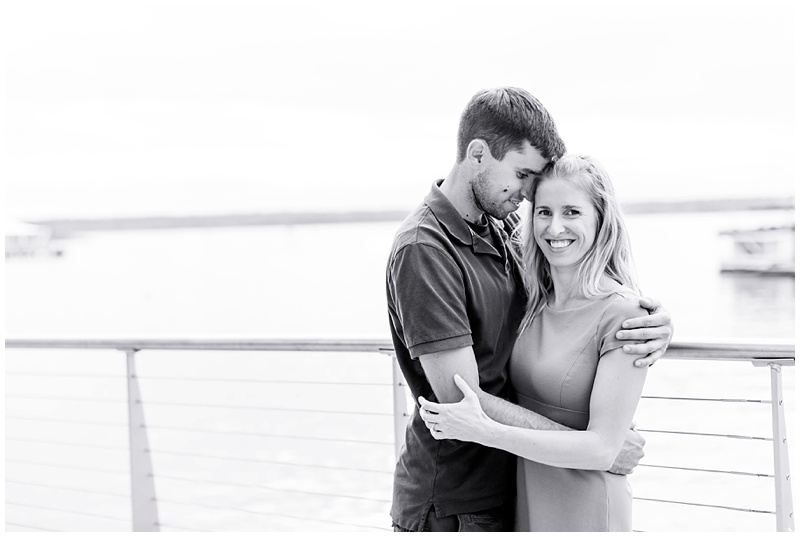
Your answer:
[719,224,794,276]
[5,219,63,258]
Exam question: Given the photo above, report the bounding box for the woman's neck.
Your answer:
[549,266,618,310]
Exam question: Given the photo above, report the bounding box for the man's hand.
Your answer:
[617,296,673,368]
[608,426,645,475]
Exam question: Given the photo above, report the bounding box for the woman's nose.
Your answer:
[548,215,565,234]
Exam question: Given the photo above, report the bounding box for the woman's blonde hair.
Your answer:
[517,155,638,332]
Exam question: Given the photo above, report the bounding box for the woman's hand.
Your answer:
[418,374,493,442]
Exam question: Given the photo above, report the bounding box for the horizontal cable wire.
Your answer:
[5,501,132,522]
[7,394,393,417]
[634,496,775,515]
[147,449,393,474]
[641,395,770,404]
[156,497,389,531]
[5,371,124,379]
[639,463,773,478]
[136,375,392,386]
[141,400,394,416]
[145,424,394,445]
[6,479,130,499]
[156,522,211,532]
[6,394,126,404]
[5,521,61,532]
[155,473,390,503]
[6,437,129,451]
[637,428,772,441]
[6,458,130,476]
[7,415,128,428]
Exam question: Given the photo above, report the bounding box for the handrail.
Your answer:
[4,335,397,353]
[4,336,795,360]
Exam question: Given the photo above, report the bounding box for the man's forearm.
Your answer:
[478,391,572,432]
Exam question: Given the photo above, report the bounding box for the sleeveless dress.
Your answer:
[509,291,647,532]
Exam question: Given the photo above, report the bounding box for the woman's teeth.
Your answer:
[548,239,572,249]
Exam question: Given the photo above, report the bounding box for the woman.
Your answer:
[419,155,649,531]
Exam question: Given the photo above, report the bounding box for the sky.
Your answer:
[3,0,797,220]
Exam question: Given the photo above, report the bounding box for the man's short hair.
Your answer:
[456,87,566,163]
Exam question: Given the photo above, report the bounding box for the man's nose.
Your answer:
[521,180,535,201]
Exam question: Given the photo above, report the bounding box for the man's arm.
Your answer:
[419,346,644,474]
[419,346,568,431]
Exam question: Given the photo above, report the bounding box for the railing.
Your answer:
[4,337,795,532]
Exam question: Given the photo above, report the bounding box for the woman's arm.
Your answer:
[419,346,648,471]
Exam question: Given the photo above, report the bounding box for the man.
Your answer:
[385,87,673,532]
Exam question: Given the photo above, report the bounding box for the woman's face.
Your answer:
[533,177,598,271]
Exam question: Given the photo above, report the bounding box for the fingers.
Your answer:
[418,396,443,413]
[637,295,661,313]
[453,374,477,399]
[418,404,438,424]
[619,310,671,330]
[632,345,667,368]
[418,404,447,439]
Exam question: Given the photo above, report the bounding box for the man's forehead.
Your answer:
[506,144,548,173]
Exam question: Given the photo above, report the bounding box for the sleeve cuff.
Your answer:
[409,334,473,359]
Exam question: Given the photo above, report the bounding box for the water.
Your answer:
[5,209,795,532]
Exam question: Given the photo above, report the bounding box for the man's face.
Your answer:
[472,143,549,220]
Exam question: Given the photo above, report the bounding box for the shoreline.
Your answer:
[22,196,795,235]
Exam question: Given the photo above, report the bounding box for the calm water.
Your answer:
[5,209,795,532]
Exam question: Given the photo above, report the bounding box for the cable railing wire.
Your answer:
[7,415,128,428]
[147,448,393,474]
[637,428,773,441]
[6,479,130,499]
[6,437,129,451]
[5,371,125,379]
[634,496,776,515]
[5,458,131,476]
[642,395,771,404]
[140,399,395,416]
[155,473,390,503]
[5,501,132,523]
[5,522,62,532]
[6,393,394,416]
[639,462,773,478]
[156,522,211,532]
[155,497,390,531]
[144,424,395,445]
[6,394,127,404]
[136,375,393,386]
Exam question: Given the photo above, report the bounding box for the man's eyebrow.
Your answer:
[520,168,543,175]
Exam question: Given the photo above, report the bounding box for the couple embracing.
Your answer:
[386,87,673,532]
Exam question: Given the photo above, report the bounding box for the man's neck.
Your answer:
[441,164,484,224]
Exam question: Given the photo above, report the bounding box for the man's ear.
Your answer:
[466,139,489,167]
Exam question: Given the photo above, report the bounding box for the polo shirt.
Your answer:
[385,179,528,530]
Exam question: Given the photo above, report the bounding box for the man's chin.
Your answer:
[487,208,513,220]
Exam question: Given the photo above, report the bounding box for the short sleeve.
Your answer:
[598,294,649,357]
[389,243,473,358]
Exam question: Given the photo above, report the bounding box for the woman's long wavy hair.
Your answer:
[516,155,639,333]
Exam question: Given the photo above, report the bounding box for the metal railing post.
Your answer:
[770,363,794,531]
[390,353,408,461]
[125,349,160,532]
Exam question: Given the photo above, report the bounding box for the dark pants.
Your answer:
[393,504,510,532]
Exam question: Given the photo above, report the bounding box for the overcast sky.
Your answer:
[4,0,797,219]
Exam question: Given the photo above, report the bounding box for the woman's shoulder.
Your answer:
[598,286,647,319]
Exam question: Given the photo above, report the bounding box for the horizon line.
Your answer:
[23,196,795,235]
